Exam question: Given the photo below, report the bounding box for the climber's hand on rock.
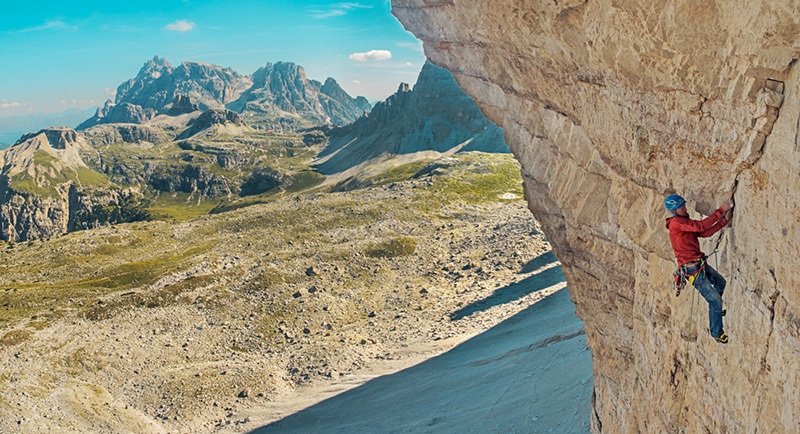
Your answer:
[721,199,734,212]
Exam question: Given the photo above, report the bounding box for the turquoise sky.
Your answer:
[0,0,426,117]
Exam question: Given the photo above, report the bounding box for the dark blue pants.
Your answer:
[692,264,726,338]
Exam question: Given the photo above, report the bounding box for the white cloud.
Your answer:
[18,20,78,33]
[104,88,117,97]
[352,80,361,85]
[310,3,372,19]
[0,102,21,109]
[397,41,424,52]
[404,62,414,67]
[55,99,97,108]
[164,20,195,32]
[74,99,103,108]
[313,9,347,19]
[349,50,392,62]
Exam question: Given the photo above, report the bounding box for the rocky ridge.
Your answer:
[393,0,800,432]
[315,61,508,174]
[176,109,248,140]
[169,94,201,116]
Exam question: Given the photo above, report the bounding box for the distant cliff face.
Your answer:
[79,57,369,129]
[0,128,133,241]
[316,61,508,174]
[394,1,800,432]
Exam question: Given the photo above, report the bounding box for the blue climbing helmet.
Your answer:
[664,194,686,212]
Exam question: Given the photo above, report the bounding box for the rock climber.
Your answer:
[664,194,734,344]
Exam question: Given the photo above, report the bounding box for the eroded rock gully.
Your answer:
[393,1,800,432]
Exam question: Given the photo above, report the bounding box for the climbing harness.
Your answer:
[672,257,706,297]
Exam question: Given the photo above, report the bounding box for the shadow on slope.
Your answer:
[251,287,592,433]
[450,255,563,321]
[520,251,559,274]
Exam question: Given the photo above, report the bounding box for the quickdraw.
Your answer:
[672,256,706,297]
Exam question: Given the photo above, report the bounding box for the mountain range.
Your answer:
[78,56,371,130]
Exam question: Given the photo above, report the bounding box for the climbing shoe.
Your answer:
[715,333,729,344]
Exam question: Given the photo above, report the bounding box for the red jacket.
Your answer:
[666,207,729,266]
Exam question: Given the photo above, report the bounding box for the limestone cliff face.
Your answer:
[393,1,800,432]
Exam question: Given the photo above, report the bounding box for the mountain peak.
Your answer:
[273,61,302,71]
[138,56,174,81]
[151,55,170,66]
[320,77,348,99]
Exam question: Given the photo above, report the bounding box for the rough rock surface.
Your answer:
[81,124,167,146]
[0,191,69,241]
[148,164,233,197]
[0,128,88,240]
[13,128,81,150]
[78,101,158,129]
[393,1,800,432]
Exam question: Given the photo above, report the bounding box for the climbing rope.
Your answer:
[675,230,725,433]
[675,276,697,433]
